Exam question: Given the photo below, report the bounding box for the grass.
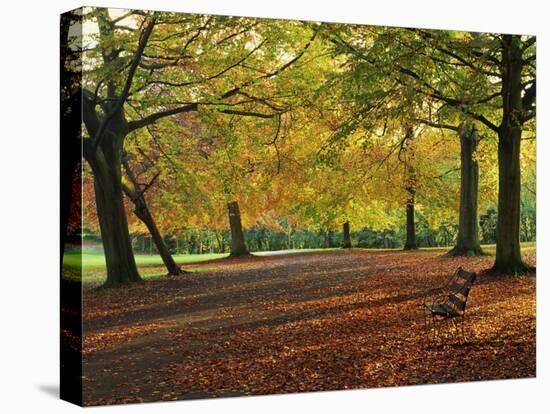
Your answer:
[357,241,537,254]
[62,250,228,284]
[480,241,536,255]
[64,249,228,269]
[62,242,536,285]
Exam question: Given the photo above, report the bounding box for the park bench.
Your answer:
[422,267,477,342]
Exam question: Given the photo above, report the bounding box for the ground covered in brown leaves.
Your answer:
[81,248,536,406]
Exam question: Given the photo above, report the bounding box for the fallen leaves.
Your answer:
[80,249,536,406]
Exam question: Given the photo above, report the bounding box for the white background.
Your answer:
[0,0,547,412]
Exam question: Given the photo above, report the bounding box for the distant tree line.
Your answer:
[76,203,535,255]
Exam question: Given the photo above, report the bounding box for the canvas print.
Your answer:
[60,6,536,406]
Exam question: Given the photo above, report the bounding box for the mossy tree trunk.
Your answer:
[342,221,352,248]
[400,127,417,250]
[403,192,417,250]
[449,124,482,256]
[83,98,142,287]
[227,200,249,257]
[492,35,532,274]
[85,144,142,286]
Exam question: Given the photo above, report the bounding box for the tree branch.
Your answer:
[219,109,276,118]
[522,36,536,51]
[522,82,536,110]
[416,118,459,131]
[127,102,198,132]
[127,29,317,132]
[93,15,157,149]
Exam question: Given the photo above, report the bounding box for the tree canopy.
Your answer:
[62,7,536,286]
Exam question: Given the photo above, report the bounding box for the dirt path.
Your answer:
[82,249,536,406]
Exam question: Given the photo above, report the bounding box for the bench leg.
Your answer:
[423,309,428,334]
[452,319,460,343]
[445,318,457,341]
[423,308,434,342]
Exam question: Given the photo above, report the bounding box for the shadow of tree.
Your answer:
[36,384,59,399]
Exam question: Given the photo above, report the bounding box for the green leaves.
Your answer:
[78,8,535,250]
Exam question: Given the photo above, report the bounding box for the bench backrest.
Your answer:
[447,268,476,313]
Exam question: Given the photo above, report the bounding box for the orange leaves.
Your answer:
[80,249,535,405]
[83,322,167,356]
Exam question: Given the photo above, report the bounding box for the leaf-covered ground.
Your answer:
[81,248,536,406]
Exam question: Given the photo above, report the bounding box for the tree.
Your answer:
[121,154,185,275]
[342,221,352,248]
[491,35,535,273]
[78,9,317,286]
[80,10,158,286]
[396,32,535,272]
[448,123,482,255]
[401,127,418,250]
[70,9,535,286]
[227,201,249,256]
[417,117,483,256]
[328,28,535,272]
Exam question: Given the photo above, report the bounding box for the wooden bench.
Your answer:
[422,267,477,342]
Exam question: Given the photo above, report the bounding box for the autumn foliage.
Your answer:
[60,7,537,406]
[81,249,535,405]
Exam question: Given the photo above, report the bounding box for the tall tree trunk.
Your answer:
[257,233,263,251]
[87,150,141,287]
[492,35,528,274]
[82,100,142,287]
[402,127,417,250]
[287,230,292,249]
[493,126,524,272]
[122,157,184,276]
[215,230,224,253]
[286,224,295,250]
[449,124,482,256]
[227,200,249,257]
[131,194,184,276]
[403,162,417,250]
[342,221,352,248]
[404,192,417,250]
[324,229,333,248]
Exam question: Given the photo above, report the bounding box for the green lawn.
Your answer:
[62,242,536,285]
[63,249,228,269]
[480,241,536,255]
[62,250,228,284]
